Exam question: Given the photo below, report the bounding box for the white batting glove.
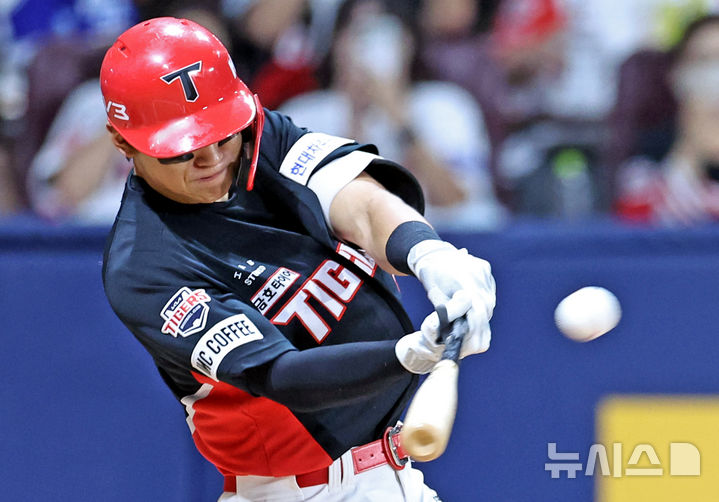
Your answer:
[408,240,495,354]
[418,291,492,359]
[395,293,471,374]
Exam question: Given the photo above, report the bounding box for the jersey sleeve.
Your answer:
[104,251,296,390]
[259,110,425,222]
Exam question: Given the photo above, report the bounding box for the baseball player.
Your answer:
[101,17,495,502]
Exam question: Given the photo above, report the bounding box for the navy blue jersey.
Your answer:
[103,110,425,477]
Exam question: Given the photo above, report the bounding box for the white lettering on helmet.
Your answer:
[106,101,130,121]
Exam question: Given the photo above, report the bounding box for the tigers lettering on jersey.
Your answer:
[191,314,264,380]
[336,243,377,277]
[271,260,362,343]
[161,287,211,337]
[279,133,354,185]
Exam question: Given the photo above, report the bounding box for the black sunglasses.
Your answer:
[157,131,242,165]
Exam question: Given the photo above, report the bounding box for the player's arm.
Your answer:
[241,291,485,412]
[329,171,427,275]
[330,170,497,358]
[241,340,409,412]
[267,117,496,360]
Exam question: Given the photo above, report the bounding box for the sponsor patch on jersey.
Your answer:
[161,287,211,337]
[279,133,354,185]
[251,267,300,315]
[191,314,264,380]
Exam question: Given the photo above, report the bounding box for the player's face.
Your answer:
[132,132,244,204]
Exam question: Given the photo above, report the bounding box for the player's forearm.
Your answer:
[364,190,431,274]
[242,340,411,412]
[330,173,430,275]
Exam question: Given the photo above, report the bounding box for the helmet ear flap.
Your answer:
[244,94,265,191]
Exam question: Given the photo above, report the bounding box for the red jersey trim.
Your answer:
[187,371,332,477]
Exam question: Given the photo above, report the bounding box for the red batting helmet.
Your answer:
[101,17,265,190]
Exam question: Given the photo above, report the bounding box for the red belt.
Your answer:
[224,425,409,491]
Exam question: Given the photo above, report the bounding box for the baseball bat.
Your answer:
[401,308,468,461]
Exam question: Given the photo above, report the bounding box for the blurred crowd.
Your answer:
[3,0,719,229]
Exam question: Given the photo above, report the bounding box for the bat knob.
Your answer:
[401,425,445,461]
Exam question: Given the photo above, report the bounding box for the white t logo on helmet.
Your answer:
[161,61,202,102]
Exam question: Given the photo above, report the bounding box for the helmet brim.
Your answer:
[118,89,257,159]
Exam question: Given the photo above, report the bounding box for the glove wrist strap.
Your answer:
[385,221,440,275]
[407,239,457,277]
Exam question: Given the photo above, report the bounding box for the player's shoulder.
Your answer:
[102,181,190,311]
[263,108,303,134]
[256,109,361,181]
[257,109,308,166]
[258,109,425,215]
[104,180,170,259]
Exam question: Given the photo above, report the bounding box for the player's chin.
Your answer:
[191,169,234,202]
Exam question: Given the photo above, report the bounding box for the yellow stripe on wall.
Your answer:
[596,395,719,502]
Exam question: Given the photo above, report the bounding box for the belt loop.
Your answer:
[327,455,343,493]
[340,450,356,490]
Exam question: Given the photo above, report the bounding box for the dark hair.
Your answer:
[669,14,719,66]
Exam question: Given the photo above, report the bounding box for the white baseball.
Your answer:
[554,287,621,342]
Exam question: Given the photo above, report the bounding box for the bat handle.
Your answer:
[440,315,468,363]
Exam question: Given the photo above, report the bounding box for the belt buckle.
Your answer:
[384,423,409,470]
